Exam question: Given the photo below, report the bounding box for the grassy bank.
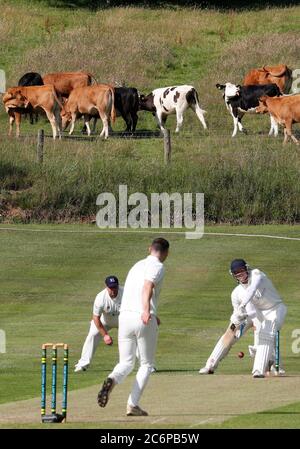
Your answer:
[0,133,300,223]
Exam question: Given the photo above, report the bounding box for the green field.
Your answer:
[0,224,300,428]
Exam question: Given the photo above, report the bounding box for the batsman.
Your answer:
[199,259,287,378]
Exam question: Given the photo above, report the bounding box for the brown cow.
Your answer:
[244,64,292,94]
[60,84,116,139]
[3,85,63,139]
[256,94,300,144]
[43,71,96,98]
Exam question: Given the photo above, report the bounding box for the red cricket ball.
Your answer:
[238,351,244,358]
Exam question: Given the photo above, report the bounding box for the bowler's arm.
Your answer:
[141,280,154,325]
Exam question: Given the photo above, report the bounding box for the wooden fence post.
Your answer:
[37,129,44,164]
[163,129,171,164]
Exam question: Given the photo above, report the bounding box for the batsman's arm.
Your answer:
[92,314,112,345]
[141,280,154,325]
[239,272,263,307]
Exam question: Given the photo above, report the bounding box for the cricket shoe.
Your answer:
[253,371,265,378]
[270,365,285,375]
[126,404,148,416]
[199,367,214,374]
[74,365,87,373]
[97,377,115,407]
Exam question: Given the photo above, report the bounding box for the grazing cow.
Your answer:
[243,64,292,94]
[3,85,63,139]
[81,86,140,133]
[216,82,282,137]
[256,94,300,144]
[42,71,96,98]
[18,72,44,124]
[139,85,207,132]
[60,84,116,139]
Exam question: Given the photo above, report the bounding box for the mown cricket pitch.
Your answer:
[1,373,300,428]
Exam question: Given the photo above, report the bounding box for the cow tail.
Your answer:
[109,87,116,123]
[193,88,206,114]
[52,87,64,110]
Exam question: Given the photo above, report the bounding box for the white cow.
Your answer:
[139,85,207,132]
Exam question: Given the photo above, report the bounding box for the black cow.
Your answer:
[18,72,44,87]
[114,87,139,132]
[216,82,282,137]
[18,72,44,124]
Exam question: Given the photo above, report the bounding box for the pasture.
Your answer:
[1,1,300,430]
[1,3,300,224]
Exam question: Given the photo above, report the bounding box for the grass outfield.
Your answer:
[1,3,300,223]
[0,223,300,428]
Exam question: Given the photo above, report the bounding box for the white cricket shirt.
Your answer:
[232,269,283,311]
[93,286,123,328]
[231,289,257,319]
[120,255,165,315]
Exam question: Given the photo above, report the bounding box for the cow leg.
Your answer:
[48,114,58,139]
[8,111,15,137]
[232,116,239,137]
[269,115,278,137]
[132,112,138,132]
[69,114,77,135]
[283,127,290,144]
[155,112,165,131]
[83,115,91,136]
[123,113,132,132]
[99,112,109,139]
[228,105,239,137]
[237,112,245,132]
[285,121,299,145]
[91,116,97,133]
[175,110,183,133]
[15,112,21,138]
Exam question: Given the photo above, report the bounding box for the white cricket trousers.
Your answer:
[253,303,287,374]
[77,319,112,368]
[109,311,158,407]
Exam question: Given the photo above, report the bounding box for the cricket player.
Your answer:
[97,237,169,416]
[199,259,286,377]
[74,275,123,372]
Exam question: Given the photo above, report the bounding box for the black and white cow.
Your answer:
[139,85,207,132]
[216,82,282,137]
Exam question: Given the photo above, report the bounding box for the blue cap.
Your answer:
[230,259,247,273]
[105,275,119,288]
